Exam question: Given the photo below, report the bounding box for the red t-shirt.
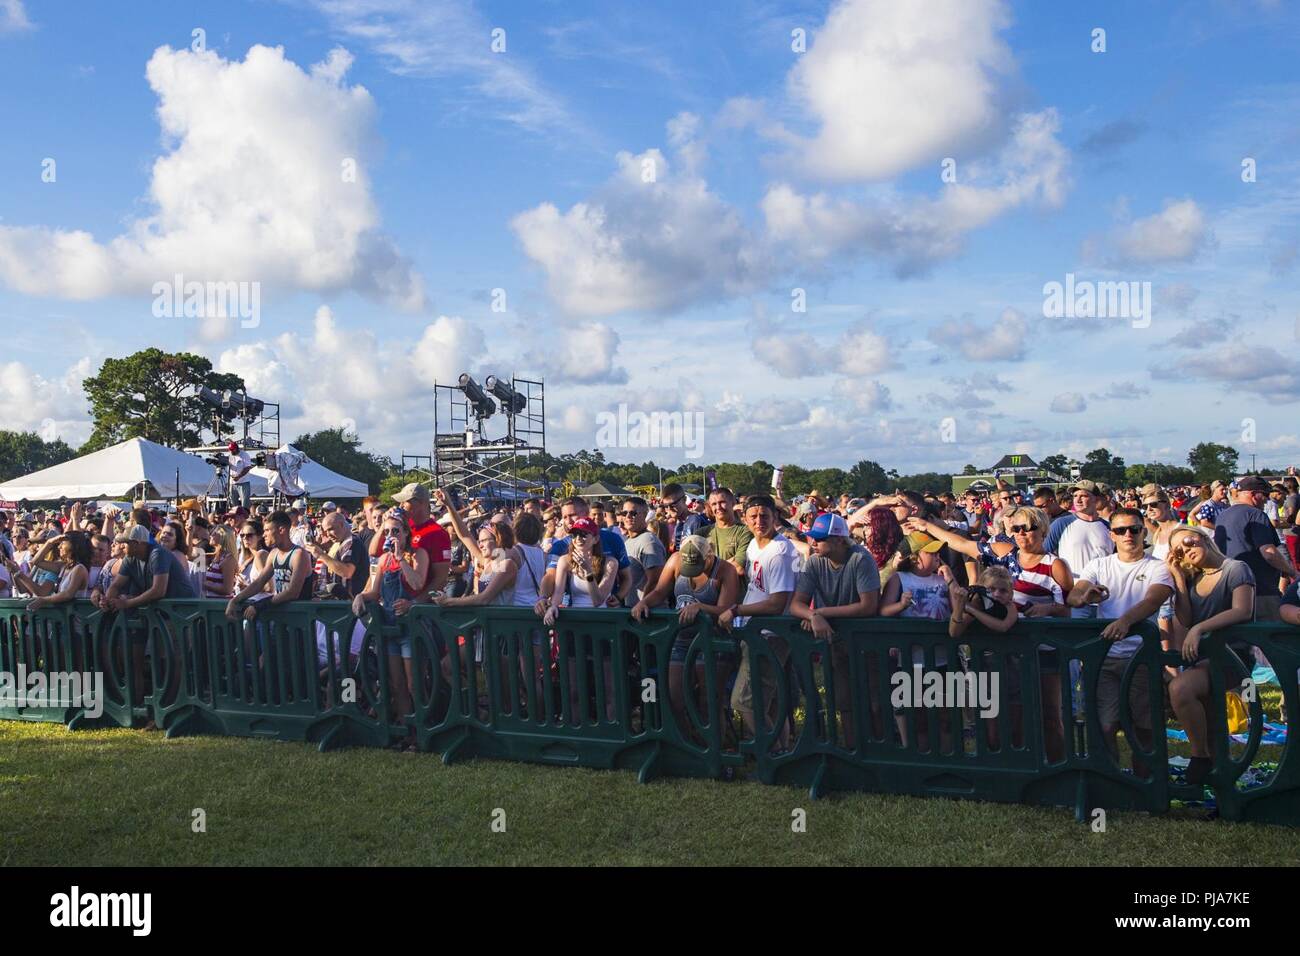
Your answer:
[409,518,452,591]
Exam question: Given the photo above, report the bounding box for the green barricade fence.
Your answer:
[1187,624,1299,826]
[406,605,737,782]
[139,600,396,751]
[1,599,1296,825]
[730,617,1172,819]
[0,601,146,729]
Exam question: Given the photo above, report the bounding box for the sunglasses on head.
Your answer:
[1111,525,1143,536]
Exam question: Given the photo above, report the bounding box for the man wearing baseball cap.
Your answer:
[1215,476,1296,620]
[104,523,197,611]
[288,499,311,548]
[790,512,881,747]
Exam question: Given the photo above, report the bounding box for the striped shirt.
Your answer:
[978,541,1064,608]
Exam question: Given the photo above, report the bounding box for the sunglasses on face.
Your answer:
[1111,526,1143,536]
[619,511,639,517]
[241,532,259,539]
[572,531,592,540]
[1178,538,1203,550]
[1009,524,1035,534]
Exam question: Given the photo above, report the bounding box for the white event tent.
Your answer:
[0,437,216,500]
[0,437,369,502]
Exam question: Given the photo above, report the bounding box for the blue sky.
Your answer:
[1,0,1298,475]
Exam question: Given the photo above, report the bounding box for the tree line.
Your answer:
[0,348,1253,495]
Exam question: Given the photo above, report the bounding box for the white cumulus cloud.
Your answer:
[786,0,1013,181]
[216,306,486,452]
[762,110,1068,276]
[0,44,423,309]
[0,357,94,445]
[511,146,764,317]
[752,321,896,379]
[1086,198,1212,266]
[928,308,1029,362]
[1050,392,1088,414]
[527,321,627,385]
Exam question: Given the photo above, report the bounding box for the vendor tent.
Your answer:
[0,437,218,501]
[577,480,632,498]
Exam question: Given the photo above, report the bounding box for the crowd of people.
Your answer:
[2,470,1296,775]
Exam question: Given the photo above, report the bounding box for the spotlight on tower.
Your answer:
[458,373,497,419]
[485,375,527,415]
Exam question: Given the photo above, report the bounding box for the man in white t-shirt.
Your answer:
[1068,507,1173,777]
[1052,480,1115,617]
[227,442,254,509]
[718,494,798,747]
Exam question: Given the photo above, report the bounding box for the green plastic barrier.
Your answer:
[139,599,397,751]
[405,605,737,782]
[733,616,1171,819]
[2,599,1296,825]
[1180,625,1299,826]
[0,601,146,728]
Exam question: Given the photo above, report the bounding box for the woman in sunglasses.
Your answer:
[235,520,269,593]
[434,516,519,608]
[540,517,617,625]
[1165,526,1256,785]
[539,516,619,724]
[11,531,93,609]
[905,506,1073,761]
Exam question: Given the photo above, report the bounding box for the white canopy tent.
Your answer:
[0,438,370,503]
[0,438,218,501]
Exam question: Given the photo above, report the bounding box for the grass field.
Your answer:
[3,721,1298,866]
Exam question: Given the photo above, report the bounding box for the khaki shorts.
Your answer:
[730,631,790,724]
[1097,655,1161,730]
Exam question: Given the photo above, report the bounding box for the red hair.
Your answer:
[865,509,902,569]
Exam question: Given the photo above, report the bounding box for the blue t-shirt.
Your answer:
[673,513,714,551]
[1214,504,1282,596]
[547,527,630,570]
